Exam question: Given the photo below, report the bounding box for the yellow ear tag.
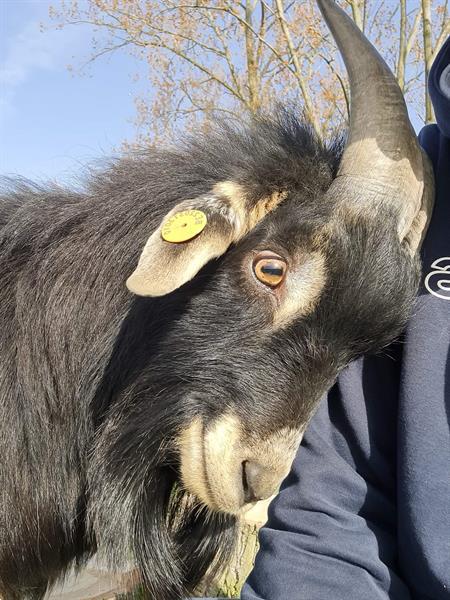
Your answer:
[161,209,207,243]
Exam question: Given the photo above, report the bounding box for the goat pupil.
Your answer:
[262,264,282,276]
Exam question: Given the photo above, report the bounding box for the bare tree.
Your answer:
[50,0,448,142]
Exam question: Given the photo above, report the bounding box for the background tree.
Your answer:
[50,0,449,144]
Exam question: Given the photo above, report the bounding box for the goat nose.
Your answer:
[242,460,277,503]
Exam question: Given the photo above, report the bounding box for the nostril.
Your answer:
[242,460,265,503]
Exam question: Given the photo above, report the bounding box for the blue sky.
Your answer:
[1,1,428,184]
[1,0,147,182]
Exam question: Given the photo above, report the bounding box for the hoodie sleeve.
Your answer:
[241,352,412,600]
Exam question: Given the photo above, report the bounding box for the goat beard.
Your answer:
[86,399,238,600]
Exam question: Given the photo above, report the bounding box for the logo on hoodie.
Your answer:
[424,257,450,300]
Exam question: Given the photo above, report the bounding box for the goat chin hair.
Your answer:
[89,467,237,599]
[86,397,238,600]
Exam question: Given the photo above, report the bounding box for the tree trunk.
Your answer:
[244,0,261,113]
[194,500,270,598]
[397,0,407,91]
[421,0,434,122]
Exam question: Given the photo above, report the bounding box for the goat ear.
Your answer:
[126,194,240,297]
[127,182,287,297]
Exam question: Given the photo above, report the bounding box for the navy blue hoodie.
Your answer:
[242,37,450,600]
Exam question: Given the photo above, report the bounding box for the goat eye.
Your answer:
[253,254,287,288]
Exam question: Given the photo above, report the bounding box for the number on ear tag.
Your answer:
[161,209,207,243]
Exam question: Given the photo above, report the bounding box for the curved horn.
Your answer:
[317,0,432,243]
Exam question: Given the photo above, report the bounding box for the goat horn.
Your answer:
[317,0,428,239]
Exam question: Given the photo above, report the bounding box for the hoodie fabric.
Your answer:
[242,37,450,600]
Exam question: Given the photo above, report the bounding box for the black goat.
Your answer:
[0,1,433,599]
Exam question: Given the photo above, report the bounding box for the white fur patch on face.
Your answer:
[177,414,303,514]
[213,181,288,239]
[274,251,327,327]
[202,414,244,512]
[178,418,212,507]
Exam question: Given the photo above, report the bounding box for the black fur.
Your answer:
[0,111,420,599]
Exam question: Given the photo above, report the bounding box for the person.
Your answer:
[240,36,450,600]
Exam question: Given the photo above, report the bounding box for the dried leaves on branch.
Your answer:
[50,0,449,143]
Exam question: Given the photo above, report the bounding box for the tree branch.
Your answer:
[274,0,322,137]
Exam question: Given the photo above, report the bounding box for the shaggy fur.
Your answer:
[0,111,420,599]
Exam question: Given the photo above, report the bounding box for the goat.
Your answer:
[0,0,434,598]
